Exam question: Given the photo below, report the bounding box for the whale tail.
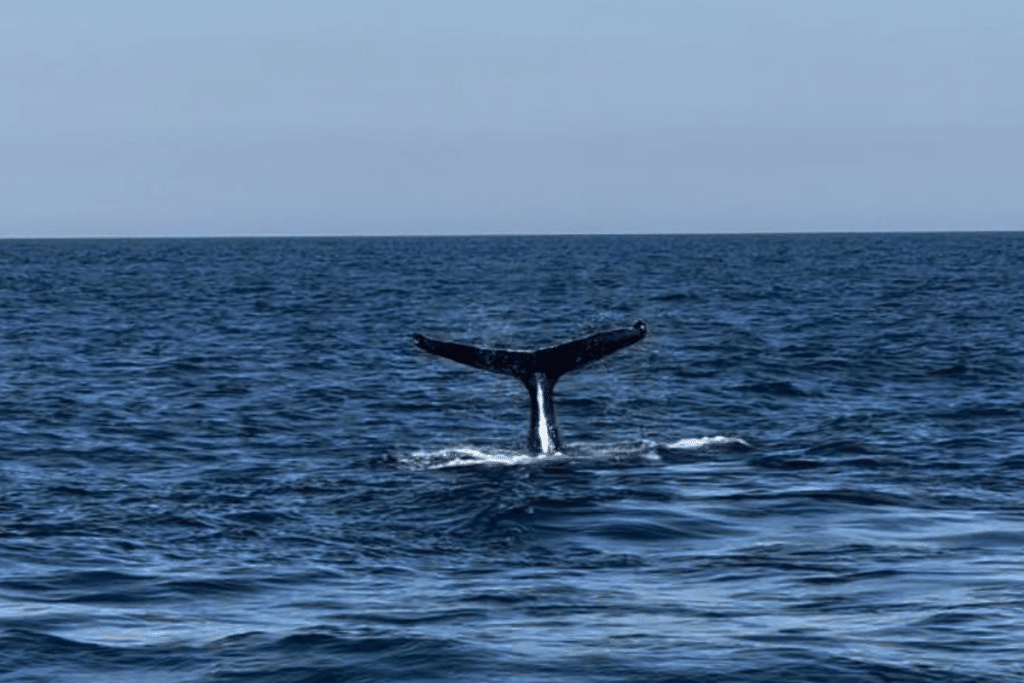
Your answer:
[413,321,647,453]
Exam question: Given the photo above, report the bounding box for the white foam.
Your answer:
[666,435,751,451]
[398,441,661,470]
[401,446,543,469]
[395,436,747,471]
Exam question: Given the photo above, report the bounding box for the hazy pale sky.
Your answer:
[2,0,1022,237]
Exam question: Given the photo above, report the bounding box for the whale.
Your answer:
[412,321,647,454]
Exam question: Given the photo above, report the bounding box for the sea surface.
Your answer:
[1,233,1023,682]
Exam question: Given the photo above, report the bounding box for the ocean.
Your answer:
[1,233,1022,682]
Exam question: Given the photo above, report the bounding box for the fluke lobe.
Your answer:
[412,321,647,454]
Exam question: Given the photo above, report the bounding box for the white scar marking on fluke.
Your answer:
[536,382,550,453]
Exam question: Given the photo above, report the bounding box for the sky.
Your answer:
[2,0,1023,238]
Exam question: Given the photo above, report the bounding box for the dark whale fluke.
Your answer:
[413,321,647,453]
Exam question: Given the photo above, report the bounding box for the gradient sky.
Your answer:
[2,0,1023,238]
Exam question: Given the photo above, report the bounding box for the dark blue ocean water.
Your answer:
[1,233,1023,682]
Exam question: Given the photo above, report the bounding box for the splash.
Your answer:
[665,435,752,451]
[390,436,750,470]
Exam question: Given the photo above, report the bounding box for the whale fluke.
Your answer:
[413,321,647,453]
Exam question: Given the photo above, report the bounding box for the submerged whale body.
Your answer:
[413,321,647,454]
